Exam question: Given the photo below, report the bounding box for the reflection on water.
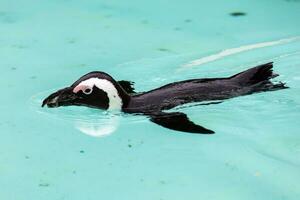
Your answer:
[30,89,148,137]
[74,115,120,137]
[30,89,122,137]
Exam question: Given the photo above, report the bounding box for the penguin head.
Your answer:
[42,72,130,110]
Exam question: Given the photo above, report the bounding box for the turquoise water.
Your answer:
[1,0,300,199]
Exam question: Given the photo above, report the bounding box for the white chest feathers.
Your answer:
[73,78,123,110]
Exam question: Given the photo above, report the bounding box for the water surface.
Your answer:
[0,0,300,199]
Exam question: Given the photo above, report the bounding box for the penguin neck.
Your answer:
[109,80,131,110]
[116,87,131,110]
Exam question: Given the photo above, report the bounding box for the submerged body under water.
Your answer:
[1,0,300,200]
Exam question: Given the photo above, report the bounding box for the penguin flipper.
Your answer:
[117,80,136,94]
[149,112,214,134]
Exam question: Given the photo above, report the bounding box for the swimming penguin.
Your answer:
[42,62,287,134]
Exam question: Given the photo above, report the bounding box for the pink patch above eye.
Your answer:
[73,85,89,93]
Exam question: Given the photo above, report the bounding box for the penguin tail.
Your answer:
[230,62,288,92]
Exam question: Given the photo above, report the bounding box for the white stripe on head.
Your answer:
[73,78,123,110]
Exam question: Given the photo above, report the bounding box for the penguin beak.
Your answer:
[42,87,79,108]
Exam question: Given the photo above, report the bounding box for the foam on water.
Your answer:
[180,36,300,69]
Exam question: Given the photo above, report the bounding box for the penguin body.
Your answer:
[42,62,287,134]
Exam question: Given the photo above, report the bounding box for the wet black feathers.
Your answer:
[117,80,136,94]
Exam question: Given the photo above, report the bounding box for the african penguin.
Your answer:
[42,62,287,134]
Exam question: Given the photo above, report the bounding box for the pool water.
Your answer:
[1,0,300,199]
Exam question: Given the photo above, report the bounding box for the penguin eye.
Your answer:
[83,87,93,95]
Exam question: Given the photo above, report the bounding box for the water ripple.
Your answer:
[29,89,148,137]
